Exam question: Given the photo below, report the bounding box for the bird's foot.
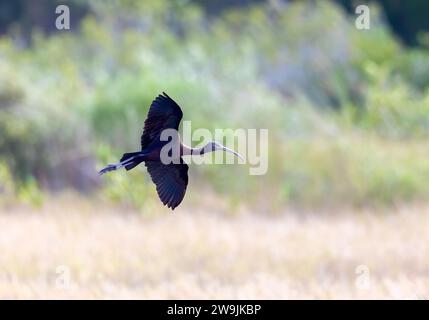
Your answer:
[98,164,117,175]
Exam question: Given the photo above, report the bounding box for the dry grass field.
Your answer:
[1,197,429,299]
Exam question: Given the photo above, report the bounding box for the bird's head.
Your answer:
[203,141,244,161]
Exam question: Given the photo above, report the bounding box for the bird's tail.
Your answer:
[99,152,142,175]
[120,152,142,171]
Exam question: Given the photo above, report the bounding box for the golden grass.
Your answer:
[1,198,429,299]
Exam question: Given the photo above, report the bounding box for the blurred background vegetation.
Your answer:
[1,0,429,211]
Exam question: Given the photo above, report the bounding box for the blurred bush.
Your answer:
[1,0,429,210]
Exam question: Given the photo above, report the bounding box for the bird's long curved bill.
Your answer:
[222,147,244,161]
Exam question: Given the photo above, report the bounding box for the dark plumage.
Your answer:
[99,92,243,210]
[141,93,183,150]
[145,160,188,209]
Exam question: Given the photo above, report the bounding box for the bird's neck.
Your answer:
[181,144,208,156]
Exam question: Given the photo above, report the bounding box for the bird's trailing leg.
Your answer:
[98,158,134,175]
[98,155,137,175]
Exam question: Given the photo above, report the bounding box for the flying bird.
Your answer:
[99,92,243,210]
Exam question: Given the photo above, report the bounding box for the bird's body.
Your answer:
[99,92,242,210]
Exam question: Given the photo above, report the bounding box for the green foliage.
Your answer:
[282,138,429,206]
[0,160,43,206]
[0,161,14,197]
[1,0,429,209]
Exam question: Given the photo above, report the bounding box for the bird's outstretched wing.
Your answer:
[141,92,183,150]
[145,159,189,210]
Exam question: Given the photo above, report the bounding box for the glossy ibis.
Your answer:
[99,92,243,210]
